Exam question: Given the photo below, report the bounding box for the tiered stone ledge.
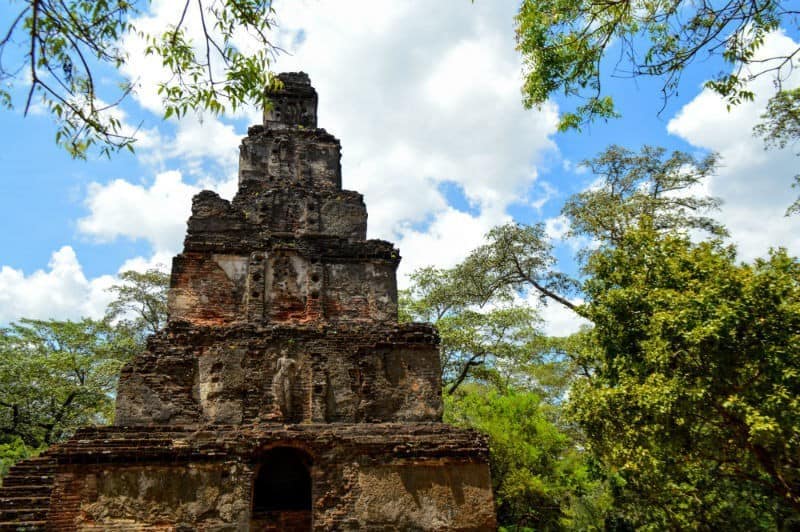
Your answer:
[0,455,59,531]
[52,423,490,465]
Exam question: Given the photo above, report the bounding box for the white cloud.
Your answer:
[117,252,173,274]
[0,246,177,324]
[166,115,241,172]
[119,0,560,278]
[545,215,571,240]
[0,247,115,323]
[77,171,199,254]
[131,113,244,174]
[5,2,565,326]
[531,181,558,211]
[271,0,559,242]
[561,159,588,175]
[537,298,589,337]
[77,169,238,256]
[396,207,509,285]
[668,30,800,261]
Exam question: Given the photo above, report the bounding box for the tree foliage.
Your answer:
[421,142,800,527]
[446,386,610,530]
[0,268,169,479]
[453,223,582,315]
[105,268,169,343]
[754,87,800,215]
[0,436,37,479]
[1,0,279,158]
[564,145,725,246]
[453,145,723,316]
[515,0,800,130]
[571,227,800,528]
[402,263,603,529]
[0,318,136,448]
[755,87,800,152]
[437,306,543,394]
[400,267,546,394]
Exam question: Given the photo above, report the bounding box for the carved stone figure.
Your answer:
[272,350,299,417]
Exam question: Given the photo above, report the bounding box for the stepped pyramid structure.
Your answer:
[0,73,496,531]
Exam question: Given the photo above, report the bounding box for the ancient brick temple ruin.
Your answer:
[0,73,496,531]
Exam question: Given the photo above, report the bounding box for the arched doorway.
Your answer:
[251,447,312,531]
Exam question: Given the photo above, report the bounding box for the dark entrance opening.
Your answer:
[251,447,312,531]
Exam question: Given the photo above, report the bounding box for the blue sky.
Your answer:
[1,0,798,333]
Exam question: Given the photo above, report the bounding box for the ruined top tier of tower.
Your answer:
[169,73,401,327]
[239,72,341,193]
[263,72,318,129]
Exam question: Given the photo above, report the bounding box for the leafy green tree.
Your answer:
[456,146,723,313]
[453,222,582,315]
[1,0,279,158]
[514,0,799,131]
[0,436,37,479]
[0,318,137,449]
[754,88,800,215]
[755,87,800,153]
[556,147,797,527]
[789,176,800,216]
[439,305,543,394]
[105,268,169,344]
[432,142,800,526]
[563,145,725,246]
[0,268,169,479]
[400,266,481,323]
[402,264,606,528]
[570,227,800,528]
[401,266,546,395]
[446,385,610,530]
